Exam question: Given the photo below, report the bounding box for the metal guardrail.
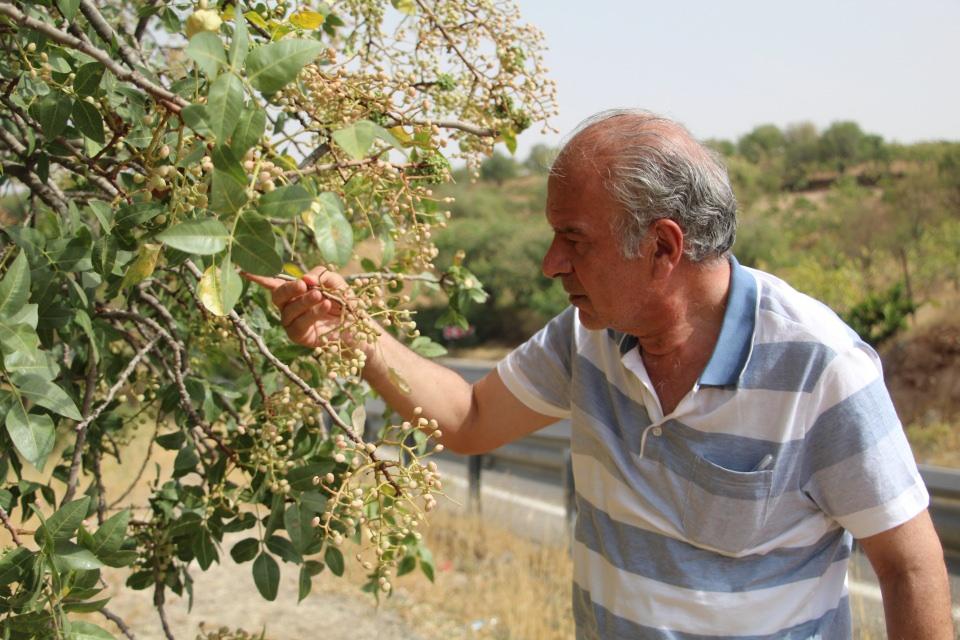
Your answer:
[469,434,960,555]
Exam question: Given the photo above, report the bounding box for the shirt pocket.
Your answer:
[680,454,774,555]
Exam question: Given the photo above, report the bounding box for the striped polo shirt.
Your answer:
[496,257,928,639]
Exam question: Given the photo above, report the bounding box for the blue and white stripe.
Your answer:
[497,257,928,638]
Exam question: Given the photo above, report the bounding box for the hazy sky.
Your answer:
[513,0,960,154]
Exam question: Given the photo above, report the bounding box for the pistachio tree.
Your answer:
[0,0,556,636]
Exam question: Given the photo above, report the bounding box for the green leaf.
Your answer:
[232,212,282,276]
[87,200,114,232]
[5,404,55,469]
[206,73,244,141]
[396,554,417,576]
[324,545,344,576]
[232,107,266,156]
[185,32,227,78]
[89,509,131,556]
[298,564,313,602]
[302,192,353,266]
[211,144,247,186]
[30,91,74,140]
[1,327,57,381]
[63,598,110,614]
[37,498,92,544]
[57,0,80,20]
[72,100,105,144]
[210,170,249,215]
[157,218,230,255]
[173,445,200,477]
[180,104,212,136]
[410,336,447,358]
[419,546,435,582]
[12,373,82,420]
[230,9,250,69]
[245,39,324,95]
[230,537,260,563]
[283,504,313,554]
[252,552,280,600]
[265,535,301,564]
[197,261,242,316]
[332,120,405,160]
[286,461,335,491]
[73,62,104,97]
[53,540,104,571]
[193,529,218,570]
[65,620,116,640]
[120,243,162,289]
[0,547,34,586]
[0,250,30,318]
[257,184,311,219]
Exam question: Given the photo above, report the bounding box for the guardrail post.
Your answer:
[563,448,576,526]
[468,454,483,514]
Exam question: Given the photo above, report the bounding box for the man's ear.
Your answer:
[649,219,684,277]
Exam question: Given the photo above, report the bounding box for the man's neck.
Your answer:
[633,258,732,413]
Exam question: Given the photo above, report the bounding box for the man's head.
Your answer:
[542,110,737,333]
[554,109,737,263]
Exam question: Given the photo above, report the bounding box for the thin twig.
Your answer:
[0,2,187,112]
[100,607,137,640]
[62,351,100,506]
[71,337,158,435]
[154,586,176,640]
[78,0,145,70]
[0,505,22,546]
[108,416,158,509]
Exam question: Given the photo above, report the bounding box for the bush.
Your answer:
[0,0,556,636]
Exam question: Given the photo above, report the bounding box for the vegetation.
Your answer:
[0,0,557,637]
[422,123,960,355]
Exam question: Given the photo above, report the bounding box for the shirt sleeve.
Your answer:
[800,342,929,539]
[496,305,576,419]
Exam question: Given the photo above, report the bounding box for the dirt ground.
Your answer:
[91,544,433,640]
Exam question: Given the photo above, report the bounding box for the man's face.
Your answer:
[542,164,654,333]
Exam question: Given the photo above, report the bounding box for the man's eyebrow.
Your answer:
[552,224,587,235]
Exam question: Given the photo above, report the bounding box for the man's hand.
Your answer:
[241,266,366,350]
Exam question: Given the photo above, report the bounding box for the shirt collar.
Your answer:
[698,255,758,388]
[607,255,758,387]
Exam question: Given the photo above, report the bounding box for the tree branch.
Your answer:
[0,505,22,546]
[100,606,137,640]
[78,0,145,70]
[0,3,187,113]
[62,350,100,506]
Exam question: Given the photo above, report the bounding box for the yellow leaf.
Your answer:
[244,10,268,30]
[121,244,161,289]
[221,4,235,20]
[283,263,305,278]
[290,10,324,30]
[389,126,413,146]
[197,264,241,316]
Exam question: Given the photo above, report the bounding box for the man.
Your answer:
[246,110,953,638]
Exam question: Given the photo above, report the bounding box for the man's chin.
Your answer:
[574,307,606,330]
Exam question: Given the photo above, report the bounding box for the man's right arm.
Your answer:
[243,267,559,454]
[360,327,559,454]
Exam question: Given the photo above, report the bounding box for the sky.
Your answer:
[513,0,960,155]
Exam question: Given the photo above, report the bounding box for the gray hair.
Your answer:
[553,109,738,263]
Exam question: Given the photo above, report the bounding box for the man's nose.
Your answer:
[542,236,571,279]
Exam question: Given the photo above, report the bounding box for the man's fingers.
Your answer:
[240,271,285,291]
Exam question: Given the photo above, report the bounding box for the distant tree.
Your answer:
[737,124,785,163]
[817,121,886,171]
[524,143,557,174]
[481,151,520,184]
[782,122,820,189]
[704,138,736,157]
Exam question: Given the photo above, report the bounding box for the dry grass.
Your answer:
[324,507,575,640]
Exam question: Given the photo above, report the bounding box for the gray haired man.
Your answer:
[248,110,953,639]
